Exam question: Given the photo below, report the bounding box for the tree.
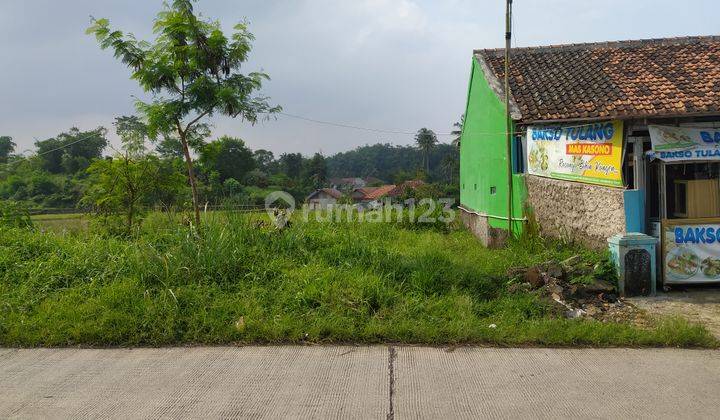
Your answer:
[156,124,210,159]
[440,153,459,184]
[199,136,255,183]
[451,115,464,148]
[415,128,438,174]
[304,152,327,189]
[114,116,148,157]
[35,127,108,174]
[83,155,185,234]
[279,153,303,179]
[0,136,16,163]
[87,0,280,227]
[253,149,274,171]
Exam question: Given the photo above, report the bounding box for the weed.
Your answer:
[0,214,715,347]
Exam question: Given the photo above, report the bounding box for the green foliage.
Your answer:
[415,127,438,174]
[253,149,274,171]
[0,201,33,229]
[87,0,279,225]
[279,153,303,179]
[303,152,327,189]
[199,136,255,182]
[82,154,186,235]
[327,142,458,183]
[34,127,108,174]
[0,136,16,163]
[114,115,149,157]
[0,216,715,347]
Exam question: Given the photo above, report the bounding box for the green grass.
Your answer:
[31,213,88,234]
[0,212,716,348]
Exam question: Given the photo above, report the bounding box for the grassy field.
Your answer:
[31,213,88,233]
[0,211,716,347]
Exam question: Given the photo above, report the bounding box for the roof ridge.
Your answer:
[475,35,720,56]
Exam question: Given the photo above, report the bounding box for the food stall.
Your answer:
[648,125,720,284]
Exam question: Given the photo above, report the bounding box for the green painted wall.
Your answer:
[459,58,526,233]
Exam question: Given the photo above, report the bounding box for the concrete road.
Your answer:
[1,346,719,419]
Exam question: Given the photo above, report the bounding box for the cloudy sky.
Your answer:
[0,0,717,156]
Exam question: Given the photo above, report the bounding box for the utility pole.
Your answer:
[504,0,514,237]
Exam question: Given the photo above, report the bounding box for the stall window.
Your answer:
[664,162,720,219]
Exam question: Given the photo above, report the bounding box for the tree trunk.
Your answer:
[179,129,201,227]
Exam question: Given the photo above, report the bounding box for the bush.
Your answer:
[0,201,33,229]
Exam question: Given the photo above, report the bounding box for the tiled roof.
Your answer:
[476,36,720,123]
[365,185,397,200]
[388,180,425,197]
[354,185,397,200]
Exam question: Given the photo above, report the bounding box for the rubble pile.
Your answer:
[507,255,642,323]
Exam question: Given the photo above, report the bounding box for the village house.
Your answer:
[350,180,427,207]
[460,36,720,289]
[306,188,343,210]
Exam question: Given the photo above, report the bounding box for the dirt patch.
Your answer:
[629,288,720,339]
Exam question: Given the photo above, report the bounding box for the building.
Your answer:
[390,180,426,198]
[306,188,344,210]
[351,185,397,207]
[460,36,720,284]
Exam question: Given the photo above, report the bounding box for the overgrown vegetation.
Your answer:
[0,213,714,347]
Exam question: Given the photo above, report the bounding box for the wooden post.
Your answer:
[504,0,514,236]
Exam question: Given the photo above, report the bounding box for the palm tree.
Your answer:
[415,128,438,175]
[451,115,464,148]
[440,153,459,184]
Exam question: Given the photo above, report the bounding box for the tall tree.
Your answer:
[0,136,16,163]
[114,116,148,158]
[451,115,464,148]
[279,153,303,179]
[35,127,107,174]
[304,152,327,189]
[87,0,280,227]
[415,128,438,174]
[199,136,255,183]
[156,124,209,159]
[253,149,274,171]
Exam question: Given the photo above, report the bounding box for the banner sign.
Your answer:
[663,222,720,283]
[526,120,624,187]
[648,125,720,162]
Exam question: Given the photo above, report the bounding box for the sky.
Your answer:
[0,0,718,156]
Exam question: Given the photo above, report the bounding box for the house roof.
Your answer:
[389,180,425,197]
[364,185,397,200]
[475,36,720,123]
[307,188,343,200]
[352,185,397,200]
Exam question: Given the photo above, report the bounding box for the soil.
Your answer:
[628,286,720,339]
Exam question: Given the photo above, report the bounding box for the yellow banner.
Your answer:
[526,120,624,187]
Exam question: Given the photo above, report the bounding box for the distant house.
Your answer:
[306,188,344,210]
[328,177,366,190]
[351,185,397,207]
[389,180,425,198]
[349,180,427,206]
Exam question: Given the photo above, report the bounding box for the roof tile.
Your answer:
[476,36,720,122]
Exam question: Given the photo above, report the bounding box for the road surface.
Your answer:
[1,346,719,419]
